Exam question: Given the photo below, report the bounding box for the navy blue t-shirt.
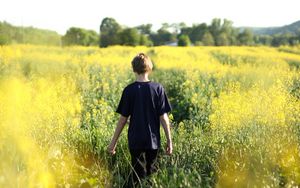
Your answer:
[116,81,172,150]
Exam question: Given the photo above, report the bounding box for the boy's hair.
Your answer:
[131,53,153,74]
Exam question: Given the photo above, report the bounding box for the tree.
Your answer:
[170,22,187,34]
[161,23,170,30]
[209,18,238,45]
[178,35,191,46]
[237,29,254,45]
[119,28,140,46]
[178,23,208,45]
[0,35,10,45]
[150,25,176,46]
[201,31,215,46]
[209,18,222,43]
[216,32,230,46]
[0,22,12,45]
[180,27,192,37]
[255,35,273,45]
[99,17,121,47]
[136,24,152,35]
[62,27,98,46]
[86,30,99,46]
[139,35,153,46]
[271,33,291,46]
[221,19,237,44]
[0,21,61,46]
[292,31,300,45]
[189,23,208,44]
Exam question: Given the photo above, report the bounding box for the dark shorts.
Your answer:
[129,149,159,183]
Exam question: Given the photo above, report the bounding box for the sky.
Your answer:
[1,0,299,34]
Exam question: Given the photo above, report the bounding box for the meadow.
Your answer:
[0,44,300,187]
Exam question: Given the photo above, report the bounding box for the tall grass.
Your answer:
[0,44,299,187]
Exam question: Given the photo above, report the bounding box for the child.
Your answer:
[107,53,173,185]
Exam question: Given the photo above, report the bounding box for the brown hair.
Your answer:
[131,53,153,74]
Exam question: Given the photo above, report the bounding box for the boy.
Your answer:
[107,53,173,185]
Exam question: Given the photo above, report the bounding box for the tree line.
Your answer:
[64,17,300,47]
[1,18,300,47]
[0,21,61,45]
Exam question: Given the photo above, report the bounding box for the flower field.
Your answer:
[0,44,300,187]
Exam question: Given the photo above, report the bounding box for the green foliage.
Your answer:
[136,24,153,35]
[190,23,208,43]
[62,27,98,46]
[119,28,140,46]
[179,18,238,46]
[0,35,11,45]
[149,127,217,187]
[209,18,222,41]
[150,26,177,46]
[0,21,61,45]
[99,17,121,47]
[139,34,153,46]
[215,32,230,46]
[238,29,254,46]
[177,35,191,46]
[152,69,189,122]
[272,33,292,46]
[97,17,300,47]
[255,35,273,45]
[2,18,300,47]
[201,31,215,46]
[210,19,236,46]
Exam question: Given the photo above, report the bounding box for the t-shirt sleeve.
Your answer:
[158,85,172,116]
[116,88,131,117]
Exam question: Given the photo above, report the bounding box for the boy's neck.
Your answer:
[136,73,150,82]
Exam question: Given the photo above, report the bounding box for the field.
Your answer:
[0,44,300,187]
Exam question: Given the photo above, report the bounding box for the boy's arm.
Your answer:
[107,115,128,155]
[160,113,173,155]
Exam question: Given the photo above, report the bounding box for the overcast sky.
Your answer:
[1,0,299,34]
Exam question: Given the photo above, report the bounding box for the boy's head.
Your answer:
[131,53,153,75]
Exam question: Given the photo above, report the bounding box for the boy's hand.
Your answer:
[107,142,116,155]
[107,115,128,155]
[166,141,173,155]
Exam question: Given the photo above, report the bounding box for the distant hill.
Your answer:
[0,21,61,45]
[244,20,300,35]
